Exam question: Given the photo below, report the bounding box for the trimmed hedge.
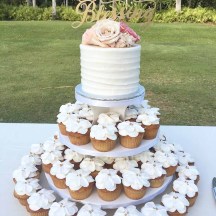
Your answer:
[0,5,216,24]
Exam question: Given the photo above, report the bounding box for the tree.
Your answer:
[52,0,56,19]
[176,0,181,12]
[32,0,36,7]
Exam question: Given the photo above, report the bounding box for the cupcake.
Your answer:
[122,168,150,199]
[125,107,138,122]
[80,157,105,178]
[130,151,155,168]
[173,177,198,206]
[13,165,40,183]
[95,169,122,201]
[21,154,42,172]
[41,150,63,173]
[77,204,106,216]
[97,112,121,126]
[141,202,168,216]
[90,124,118,152]
[57,103,78,135]
[49,199,78,216]
[142,162,166,188]
[50,160,74,189]
[114,205,142,216]
[27,189,56,216]
[113,157,138,175]
[14,179,42,206]
[117,121,144,148]
[30,143,44,156]
[78,107,94,122]
[154,151,178,177]
[176,165,200,184]
[43,138,65,152]
[154,140,184,154]
[136,113,160,139]
[161,192,189,216]
[66,169,94,200]
[138,107,160,117]
[176,152,195,166]
[66,118,92,145]
[64,149,84,169]
[98,156,115,169]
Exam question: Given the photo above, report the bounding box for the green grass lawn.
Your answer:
[0,21,215,125]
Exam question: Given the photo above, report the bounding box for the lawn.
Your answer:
[0,21,215,125]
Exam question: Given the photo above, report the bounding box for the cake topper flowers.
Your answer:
[82,19,140,48]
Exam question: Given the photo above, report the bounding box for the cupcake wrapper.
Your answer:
[142,124,160,140]
[119,133,144,149]
[68,131,90,145]
[14,190,29,206]
[167,210,187,216]
[97,184,122,201]
[69,182,94,200]
[91,170,99,178]
[150,175,166,188]
[58,123,68,136]
[42,163,52,173]
[124,186,147,200]
[165,165,178,177]
[187,192,198,207]
[26,205,49,216]
[91,138,116,152]
[50,174,67,189]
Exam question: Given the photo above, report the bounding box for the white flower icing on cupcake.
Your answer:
[95,169,121,191]
[49,199,78,216]
[176,152,195,166]
[141,162,166,179]
[97,112,120,126]
[122,168,150,190]
[21,154,42,167]
[77,204,106,216]
[90,124,117,140]
[41,150,63,165]
[43,138,65,152]
[64,149,84,163]
[114,205,142,216]
[125,108,138,121]
[161,192,189,214]
[138,107,160,116]
[173,177,198,198]
[50,160,74,179]
[141,202,168,216]
[136,113,160,126]
[154,151,178,168]
[131,151,155,164]
[80,157,105,173]
[27,189,56,211]
[117,121,144,137]
[113,157,138,173]
[13,165,38,182]
[78,107,94,121]
[66,169,94,191]
[65,118,92,134]
[30,143,44,155]
[15,179,42,196]
[154,140,184,154]
[98,156,115,165]
[176,165,199,181]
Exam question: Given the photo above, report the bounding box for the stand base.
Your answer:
[45,173,173,209]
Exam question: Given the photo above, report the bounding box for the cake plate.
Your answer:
[59,133,159,157]
[45,173,173,209]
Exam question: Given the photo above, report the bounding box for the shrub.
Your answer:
[60,7,80,21]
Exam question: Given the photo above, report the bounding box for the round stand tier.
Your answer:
[75,84,145,107]
[59,133,159,157]
[45,173,173,209]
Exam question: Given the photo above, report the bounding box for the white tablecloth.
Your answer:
[1,123,216,215]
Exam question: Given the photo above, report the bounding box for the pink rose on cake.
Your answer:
[82,19,140,48]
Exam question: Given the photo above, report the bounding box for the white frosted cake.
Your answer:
[81,19,141,98]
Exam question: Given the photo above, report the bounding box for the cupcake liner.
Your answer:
[167,210,187,216]
[69,182,94,200]
[119,133,144,148]
[165,165,178,177]
[187,192,198,207]
[42,163,52,173]
[91,138,116,152]
[50,174,67,189]
[142,124,160,140]
[26,205,49,216]
[14,190,29,206]
[58,123,68,136]
[124,185,147,200]
[91,170,99,178]
[68,130,90,145]
[97,184,122,201]
[150,174,166,188]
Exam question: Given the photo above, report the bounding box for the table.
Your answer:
[1,123,216,215]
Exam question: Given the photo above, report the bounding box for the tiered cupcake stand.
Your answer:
[45,84,173,209]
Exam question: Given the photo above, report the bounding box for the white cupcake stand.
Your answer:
[45,84,173,209]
